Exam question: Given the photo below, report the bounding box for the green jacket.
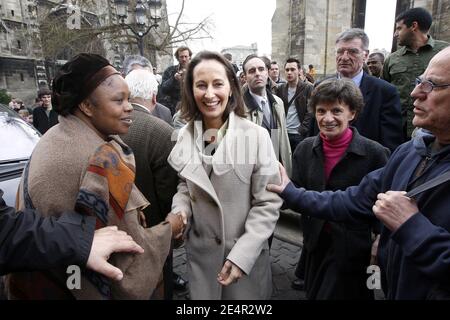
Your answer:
[382,36,448,138]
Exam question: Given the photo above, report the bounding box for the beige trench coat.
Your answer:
[168,112,282,299]
[244,94,292,177]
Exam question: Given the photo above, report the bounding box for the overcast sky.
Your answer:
[365,0,397,51]
[166,0,397,56]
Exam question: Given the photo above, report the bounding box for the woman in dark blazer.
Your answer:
[292,78,390,300]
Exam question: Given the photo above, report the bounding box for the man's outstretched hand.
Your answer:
[86,226,144,281]
[266,162,291,194]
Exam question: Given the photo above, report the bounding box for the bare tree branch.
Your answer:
[37,0,213,60]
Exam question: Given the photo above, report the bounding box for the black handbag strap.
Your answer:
[287,86,305,107]
[406,170,450,198]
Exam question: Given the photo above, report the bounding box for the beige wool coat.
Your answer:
[168,112,282,300]
[8,115,172,300]
[244,92,292,177]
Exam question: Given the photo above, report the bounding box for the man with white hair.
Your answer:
[122,55,172,125]
[121,68,181,299]
[122,54,152,76]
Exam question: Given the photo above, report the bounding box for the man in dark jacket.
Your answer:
[122,55,173,126]
[269,61,287,85]
[32,88,59,135]
[158,46,192,115]
[268,46,450,299]
[275,58,313,152]
[302,28,403,152]
[123,69,178,227]
[0,189,143,278]
[122,69,182,298]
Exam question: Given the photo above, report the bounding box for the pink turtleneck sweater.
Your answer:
[321,127,353,182]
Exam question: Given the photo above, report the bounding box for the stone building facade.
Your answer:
[221,43,258,70]
[0,0,44,104]
[0,0,172,105]
[272,0,450,79]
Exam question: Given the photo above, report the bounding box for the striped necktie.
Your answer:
[261,99,271,126]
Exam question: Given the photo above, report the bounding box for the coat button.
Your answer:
[193,229,200,237]
[215,236,222,245]
[190,194,196,202]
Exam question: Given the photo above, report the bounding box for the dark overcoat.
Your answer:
[32,106,59,135]
[292,128,389,299]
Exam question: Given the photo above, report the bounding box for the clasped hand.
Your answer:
[372,191,419,231]
[165,211,187,239]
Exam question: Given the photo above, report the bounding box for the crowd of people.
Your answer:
[1,7,450,300]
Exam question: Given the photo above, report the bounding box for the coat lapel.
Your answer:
[282,84,289,105]
[168,121,221,205]
[268,92,283,130]
[244,89,265,127]
[359,72,372,103]
[131,102,150,114]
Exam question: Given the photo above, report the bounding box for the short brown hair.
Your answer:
[180,51,246,122]
[175,46,192,60]
[285,58,301,69]
[37,88,52,99]
[309,78,364,119]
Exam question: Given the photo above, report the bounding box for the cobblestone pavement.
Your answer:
[173,238,306,300]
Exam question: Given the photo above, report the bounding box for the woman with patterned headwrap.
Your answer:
[6,53,184,300]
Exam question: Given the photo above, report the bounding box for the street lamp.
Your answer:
[114,0,162,56]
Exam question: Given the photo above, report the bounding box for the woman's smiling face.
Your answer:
[86,74,133,139]
[193,59,231,129]
[316,101,355,140]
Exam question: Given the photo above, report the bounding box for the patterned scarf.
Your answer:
[74,136,137,299]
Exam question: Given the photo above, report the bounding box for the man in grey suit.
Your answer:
[122,55,173,126]
[122,69,186,298]
[302,28,403,152]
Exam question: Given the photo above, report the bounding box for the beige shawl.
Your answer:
[7,115,172,299]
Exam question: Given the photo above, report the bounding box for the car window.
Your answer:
[0,176,22,206]
[0,110,40,161]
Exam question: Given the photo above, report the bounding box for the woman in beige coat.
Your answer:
[168,51,282,299]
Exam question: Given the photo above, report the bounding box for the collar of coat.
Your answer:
[131,102,151,114]
[398,35,436,55]
[278,81,309,100]
[168,112,257,205]
[243,87,278,112]
[311,127,368,157]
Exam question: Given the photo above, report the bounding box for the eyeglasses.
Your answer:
[415,77,450,93]
[336,48,362,56]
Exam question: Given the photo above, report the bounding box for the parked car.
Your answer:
[0,104,40,206]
